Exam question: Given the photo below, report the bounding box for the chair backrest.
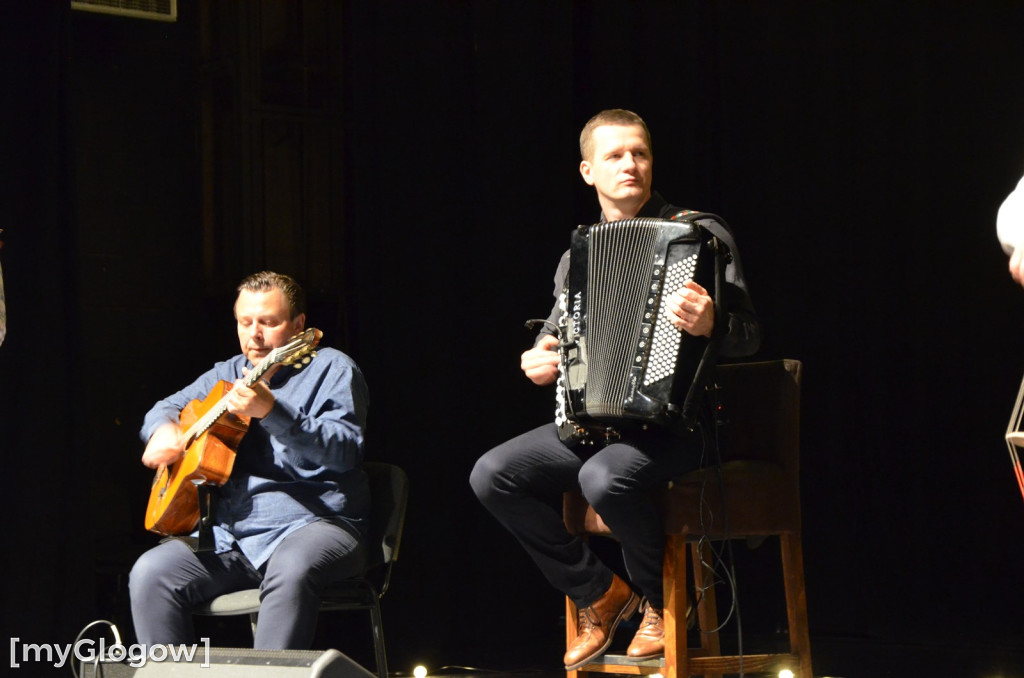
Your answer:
[649,359,803,538]
[712,359,802,476]
[363,462,409,573]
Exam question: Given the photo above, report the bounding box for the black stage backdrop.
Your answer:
[3,2,1024,676]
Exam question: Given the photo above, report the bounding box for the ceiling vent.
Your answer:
[71,0,177,22]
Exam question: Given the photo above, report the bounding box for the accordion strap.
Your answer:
[677,235,729,427]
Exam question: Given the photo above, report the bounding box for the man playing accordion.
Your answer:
[471,109,760,668]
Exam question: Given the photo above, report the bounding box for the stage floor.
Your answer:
[98,586,1024,678]
[389,636,1024,678]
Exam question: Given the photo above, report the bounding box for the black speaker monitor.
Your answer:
[134,648,374,677]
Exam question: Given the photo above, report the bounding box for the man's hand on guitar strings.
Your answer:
[141,422,186,469]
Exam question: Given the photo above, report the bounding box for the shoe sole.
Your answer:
[564,592,641,671]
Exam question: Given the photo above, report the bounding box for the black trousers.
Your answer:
[470,422,703,608]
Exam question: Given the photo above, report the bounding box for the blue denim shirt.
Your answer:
[141,347,370,568]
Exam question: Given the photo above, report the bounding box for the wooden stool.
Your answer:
[563,359,811,678]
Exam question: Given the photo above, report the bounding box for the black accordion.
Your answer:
[553,217,727,444]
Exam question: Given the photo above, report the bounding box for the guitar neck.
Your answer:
[175,328,319,445]
[182,357,277,444]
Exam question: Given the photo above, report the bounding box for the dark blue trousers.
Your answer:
[129,520,366,649]
[470,422,703,609]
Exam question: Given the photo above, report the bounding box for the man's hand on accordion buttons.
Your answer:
[521,334,561,386]
[667,280,715,338]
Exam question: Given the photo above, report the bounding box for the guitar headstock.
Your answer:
[274,328,323,370]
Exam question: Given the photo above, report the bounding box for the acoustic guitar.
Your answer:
[144,328,322,535]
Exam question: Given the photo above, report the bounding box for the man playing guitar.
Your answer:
[130,271,371,649]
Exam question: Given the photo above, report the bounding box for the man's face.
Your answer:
[235,288,306,366]
[579,124,653,208]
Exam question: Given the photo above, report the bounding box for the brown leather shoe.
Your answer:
[564,574,640,670]
[626,600,665,660]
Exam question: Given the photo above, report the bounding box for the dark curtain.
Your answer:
[3,2,1024,675]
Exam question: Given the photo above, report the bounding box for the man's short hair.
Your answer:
[579,109,652,161]
[237,271,306,319]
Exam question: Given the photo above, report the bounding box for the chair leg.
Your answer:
[562,534,806,678]
[565,596,579,678]
[368,599,389,678]
[663,535,687,678]
[689,540,722,678]
[248,611,258,638]
[780,533,812,678]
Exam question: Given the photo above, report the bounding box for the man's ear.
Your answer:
[293,313,306,332]
[579,160,595,186]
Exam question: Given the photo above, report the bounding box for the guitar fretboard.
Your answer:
[182,348,279,445]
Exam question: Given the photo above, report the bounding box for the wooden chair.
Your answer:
[193,462,409,678]
[563,359,810,678]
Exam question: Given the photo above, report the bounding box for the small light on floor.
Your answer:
[413,665,428,678]
[778,670,794,678]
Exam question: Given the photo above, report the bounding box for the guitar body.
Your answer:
[144,380,250,536]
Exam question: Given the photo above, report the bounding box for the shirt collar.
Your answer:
[599,191,667,222]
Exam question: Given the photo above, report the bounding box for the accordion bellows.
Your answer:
[555,217,724,439]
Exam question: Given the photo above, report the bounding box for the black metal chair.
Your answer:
[193,462,409,678]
